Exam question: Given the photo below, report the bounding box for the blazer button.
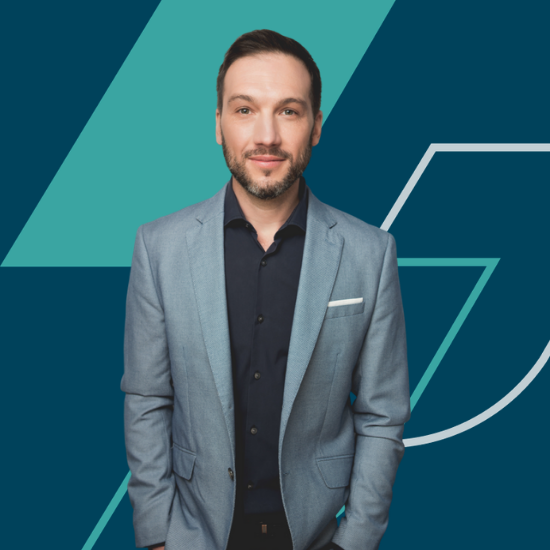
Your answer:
[254,371,261,380]
[228,468,234,481]
[250,426,258,435]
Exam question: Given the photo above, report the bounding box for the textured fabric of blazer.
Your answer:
[121,181,411,550]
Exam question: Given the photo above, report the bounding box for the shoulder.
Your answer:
[312,193,394,257]
[137,185,226,247]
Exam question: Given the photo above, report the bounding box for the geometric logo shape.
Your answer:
[401,258,500,412]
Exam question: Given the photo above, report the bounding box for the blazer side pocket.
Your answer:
[316,454,355,488]
[325,300,365,319]
[172,443,197,481]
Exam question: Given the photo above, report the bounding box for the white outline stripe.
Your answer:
[328,297,363,307]
[381,146,436,232]
[404,340,550,446]
[383,143,550,446]
[381,143,550,232]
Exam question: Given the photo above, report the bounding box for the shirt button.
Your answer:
[261,260,267,267]
[257,315,264,323]
[228,468,234,481]
[245,223,250,229]
[254,371,261,380]
[247,481,255,490]
[250,426,258,435]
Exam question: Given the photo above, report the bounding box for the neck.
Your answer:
[231,176,301,234]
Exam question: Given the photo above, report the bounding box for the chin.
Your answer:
[248,171,286,188]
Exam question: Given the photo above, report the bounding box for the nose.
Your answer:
[253,112,282,149]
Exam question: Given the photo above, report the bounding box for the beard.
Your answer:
[221,128,314,200]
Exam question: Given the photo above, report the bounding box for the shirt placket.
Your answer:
[243,231,281,498]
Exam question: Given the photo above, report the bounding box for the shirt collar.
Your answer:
[224,175,308,233]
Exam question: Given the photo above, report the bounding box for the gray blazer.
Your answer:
[121,181,411,550]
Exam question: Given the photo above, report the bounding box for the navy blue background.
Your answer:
[1,1,548,548]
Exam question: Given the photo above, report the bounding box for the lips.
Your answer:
[249,156,286,169]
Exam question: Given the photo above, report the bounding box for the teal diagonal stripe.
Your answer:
[399,258,500,410]
[81,471,131,550]
[2,0,396,268]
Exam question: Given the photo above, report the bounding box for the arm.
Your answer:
[332,232,411,550]
[121,225,175,548]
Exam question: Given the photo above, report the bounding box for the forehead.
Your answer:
[223,53,311,105]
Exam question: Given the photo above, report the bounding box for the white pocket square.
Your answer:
[327,297,363,307]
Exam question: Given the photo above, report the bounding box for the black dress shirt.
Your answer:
[224,175,308,516]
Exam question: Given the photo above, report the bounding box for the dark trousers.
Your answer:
[227,510,293,550]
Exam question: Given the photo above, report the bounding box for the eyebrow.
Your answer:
[227,94,308,110]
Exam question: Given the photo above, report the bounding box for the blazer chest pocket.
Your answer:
[316,454,355,488]
[172,443,197,481]
[325,298,365,320]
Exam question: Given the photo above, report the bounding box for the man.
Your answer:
[121,29,410,550]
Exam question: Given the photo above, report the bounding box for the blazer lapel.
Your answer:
[185,183,236,455]
[279,188,344,452]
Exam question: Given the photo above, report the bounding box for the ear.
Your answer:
[215,108,222,145]
[311,109,323,146]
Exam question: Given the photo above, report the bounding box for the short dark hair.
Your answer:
[217,29,322,117]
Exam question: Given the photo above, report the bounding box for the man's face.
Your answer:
[216,52,323,200]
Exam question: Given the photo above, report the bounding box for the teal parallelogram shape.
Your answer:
[82,258,499,546]
[2,0,397,268]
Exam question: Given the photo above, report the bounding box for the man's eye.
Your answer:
[283,109,296,115]
[238,108,250,114]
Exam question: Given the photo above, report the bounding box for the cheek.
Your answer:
[282,123,313,152]
[222,123,251,152]
[288,137,311,160]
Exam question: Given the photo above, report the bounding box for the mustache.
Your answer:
[243,148,292,160]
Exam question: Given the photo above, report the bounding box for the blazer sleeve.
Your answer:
[120,224,176,549]
[332,232,411,550]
